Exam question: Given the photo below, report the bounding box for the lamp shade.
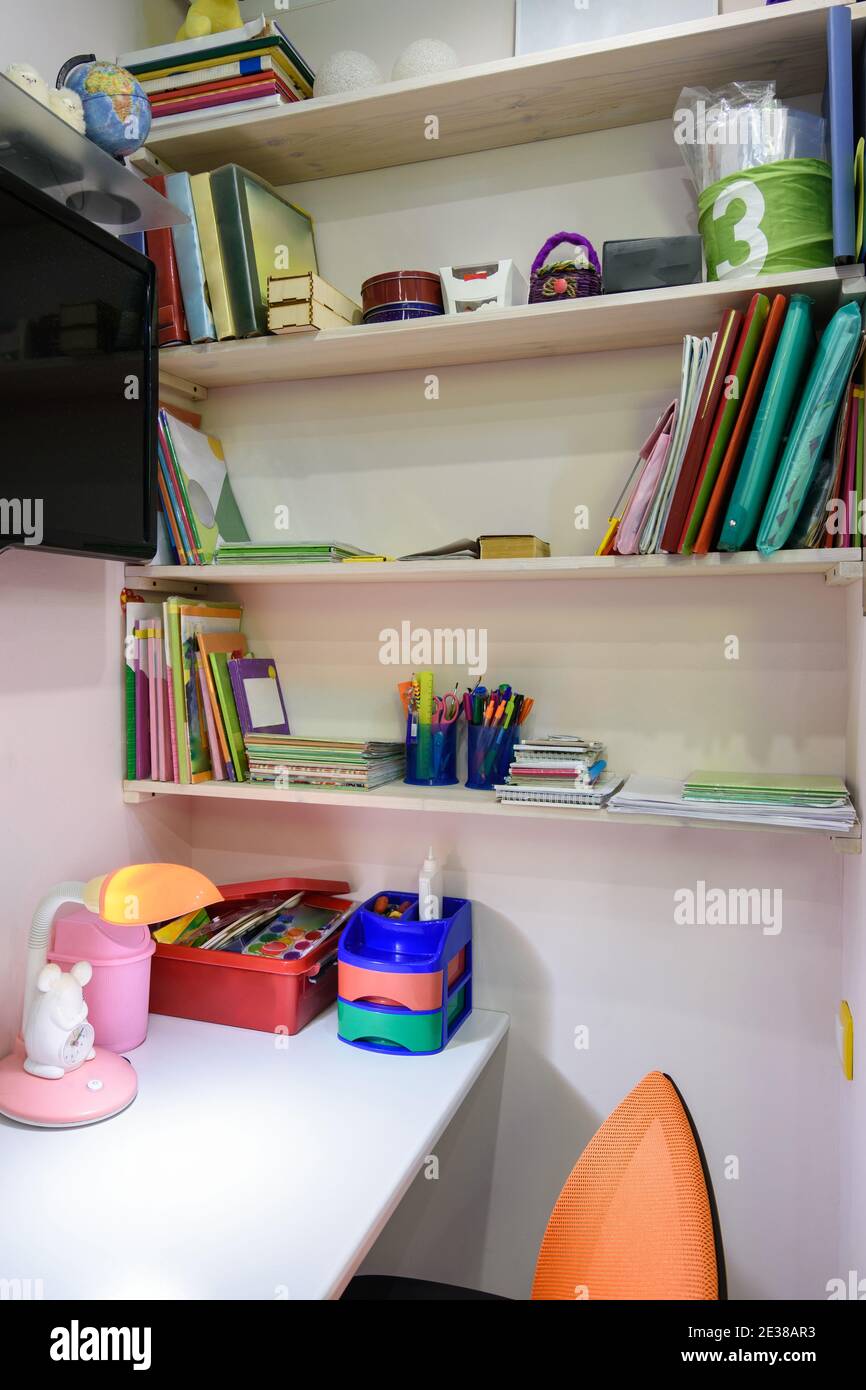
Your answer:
[84,864,222,926]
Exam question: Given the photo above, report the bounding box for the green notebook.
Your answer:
[684,772,848,804]
[210,651,248,781]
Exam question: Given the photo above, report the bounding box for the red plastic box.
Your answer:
[149,877,352,1036]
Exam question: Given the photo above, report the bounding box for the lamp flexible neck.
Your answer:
[22,882,86,1033]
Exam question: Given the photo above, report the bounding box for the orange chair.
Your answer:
[343,1071,725,1301]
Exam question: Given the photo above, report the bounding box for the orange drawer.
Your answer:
[338,960,444,1011]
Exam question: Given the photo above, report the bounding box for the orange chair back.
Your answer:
[531,1071,723,1300]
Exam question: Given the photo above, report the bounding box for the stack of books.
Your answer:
[244,736,406,791]
[267,272,362,335]
[119,15,314,131]
[609,772,857,832]
[495,737,623,808]
[157,409,249,565]
[479,535,551,559]
[598,294,864,558]
[214,541,374,564]
[122,592,291,787]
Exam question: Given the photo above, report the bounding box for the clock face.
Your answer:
[62,1022,94,1068]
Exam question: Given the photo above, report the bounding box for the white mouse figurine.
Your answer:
[48,86,86,133]
[24,961,96,1079]
[5,62,49,106]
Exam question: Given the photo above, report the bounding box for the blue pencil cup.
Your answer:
[466,721,518,790]
[404,719,459,786]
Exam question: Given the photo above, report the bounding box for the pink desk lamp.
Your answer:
[0,863,221,1127]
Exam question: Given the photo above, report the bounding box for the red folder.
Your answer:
[692,294,788,554]
[659,308,741,552]
[144,175,189,348]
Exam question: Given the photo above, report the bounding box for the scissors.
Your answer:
[432,692,460,725]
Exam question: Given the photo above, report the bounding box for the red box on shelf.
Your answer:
[149,877,352,1036]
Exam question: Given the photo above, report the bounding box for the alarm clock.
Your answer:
[23,961,96,1080]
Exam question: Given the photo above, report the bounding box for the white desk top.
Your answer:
[0,1007,509,1300]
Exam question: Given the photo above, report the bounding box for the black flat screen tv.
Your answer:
[0,165,157,560]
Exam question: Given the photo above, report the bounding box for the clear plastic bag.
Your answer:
[674,82,828,192]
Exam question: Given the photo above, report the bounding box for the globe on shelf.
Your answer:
[63,60,151,157]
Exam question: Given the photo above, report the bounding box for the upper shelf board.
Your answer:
[160,267,857,390]
[142,0,865,186]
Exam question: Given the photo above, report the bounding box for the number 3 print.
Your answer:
[713,178,769,277]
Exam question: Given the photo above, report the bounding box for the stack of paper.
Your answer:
[245,735,405,790]
[496,771,623,809]
[215,542,374,564]
[496,736,622,807]
[479,535,551,559]
[609,773,857,832]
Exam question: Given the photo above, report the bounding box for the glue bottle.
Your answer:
[419,846,443,921]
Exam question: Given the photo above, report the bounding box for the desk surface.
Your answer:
[0,1007,509,1300]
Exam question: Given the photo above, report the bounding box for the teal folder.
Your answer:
[717,295,814,551]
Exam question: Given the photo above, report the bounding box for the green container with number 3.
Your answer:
[698,158,833,281]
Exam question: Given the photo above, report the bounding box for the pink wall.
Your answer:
[842,587,866,1280]
[0,549,190,1055]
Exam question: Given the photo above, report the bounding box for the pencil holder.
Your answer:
[466,720,518,791]
[404,719,459,786]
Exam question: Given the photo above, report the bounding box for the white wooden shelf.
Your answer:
[127,549,863,590]
[142,0,864,186]
[159,268,856,391]
[122,778,861,851]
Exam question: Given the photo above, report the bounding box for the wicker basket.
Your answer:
[529,232,601,303]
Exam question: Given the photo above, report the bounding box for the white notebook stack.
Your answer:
[496,736,622,808]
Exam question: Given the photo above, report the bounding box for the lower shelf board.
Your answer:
[127,549,864,589]
[122,778,861,851]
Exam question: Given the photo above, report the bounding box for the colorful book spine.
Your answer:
[151,79,295,118]
[144,176,189,347]
[679,293,770,554]
[164,172,217,345]
[190,172,236,341]
[659,309,742,552]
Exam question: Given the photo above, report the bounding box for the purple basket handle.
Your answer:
[531,232,601,276]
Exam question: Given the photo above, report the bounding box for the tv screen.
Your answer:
[0,166,157,560]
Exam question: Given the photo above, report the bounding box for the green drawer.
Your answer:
[338,998,446,1053]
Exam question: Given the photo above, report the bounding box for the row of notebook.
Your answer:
[598,295,866,558]
[120,14,314,132]
[122,592,291,785]
[494,756,856,830]
[127,164,317,346]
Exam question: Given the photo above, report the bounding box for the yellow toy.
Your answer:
[177,0,244,42]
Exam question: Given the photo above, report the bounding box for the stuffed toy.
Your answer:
[177,0,244,42]
[5,62,49,105]
[23,961,95,1080]
[48,87,86,133]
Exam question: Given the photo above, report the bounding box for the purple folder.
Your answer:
[228,657,290,736]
